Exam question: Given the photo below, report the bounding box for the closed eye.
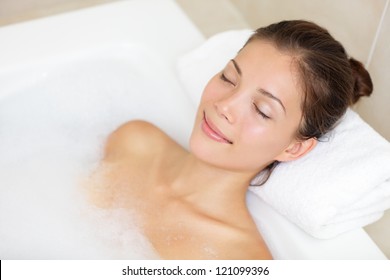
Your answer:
[220,73,235,86]
[253,103,271,120]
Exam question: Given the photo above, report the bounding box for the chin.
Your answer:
[189,132,217,163]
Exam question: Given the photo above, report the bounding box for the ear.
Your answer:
[275,138,317,162]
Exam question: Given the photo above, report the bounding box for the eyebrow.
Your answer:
[231,59,242,75]
[258,88,286,114]
[231,59,286,115]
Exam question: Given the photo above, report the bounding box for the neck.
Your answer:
[169,153,257,207]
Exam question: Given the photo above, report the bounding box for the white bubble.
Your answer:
[0,48,194,259]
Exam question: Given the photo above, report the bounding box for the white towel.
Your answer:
[249,109,390,239]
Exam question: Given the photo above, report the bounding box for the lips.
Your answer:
[201,111,233,144]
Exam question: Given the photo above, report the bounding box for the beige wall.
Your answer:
[356,3,390,141]
[230,0,384,63]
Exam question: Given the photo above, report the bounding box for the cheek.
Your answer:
[242,126,274,155]
[239,122,294,160]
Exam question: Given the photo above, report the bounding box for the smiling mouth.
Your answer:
[201,111,233,144]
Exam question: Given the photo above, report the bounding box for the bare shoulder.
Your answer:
[103,120,181,162]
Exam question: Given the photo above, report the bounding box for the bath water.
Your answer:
[0,49,196,259]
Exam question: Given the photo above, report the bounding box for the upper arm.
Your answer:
[103,120,167,162]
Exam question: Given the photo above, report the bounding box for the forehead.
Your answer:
[233,39,303,116]
[236,39,295,72]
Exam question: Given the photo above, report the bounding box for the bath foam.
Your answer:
[0,46,193,259]
[0,157,158,259]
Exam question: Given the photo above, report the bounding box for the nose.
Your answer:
[214,91,244,124]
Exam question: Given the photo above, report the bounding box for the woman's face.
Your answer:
[190,39,304,174]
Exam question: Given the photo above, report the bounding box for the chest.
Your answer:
[86,162,234,259]
[137,195,223,259]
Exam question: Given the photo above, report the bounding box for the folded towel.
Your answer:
[176,29,390,238]
[249,109,390,238]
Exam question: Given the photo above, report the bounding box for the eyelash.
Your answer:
[220,72,270,120]
[220,73,234,85]
[253,103,271,120]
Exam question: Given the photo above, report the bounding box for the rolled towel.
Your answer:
[176,29,390,238]
[249,109,390,238]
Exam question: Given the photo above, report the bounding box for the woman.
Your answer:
[86,20,372,259]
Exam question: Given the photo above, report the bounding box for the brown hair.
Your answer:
[248,20,373,186]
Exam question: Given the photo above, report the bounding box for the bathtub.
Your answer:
[0,0,386,259]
